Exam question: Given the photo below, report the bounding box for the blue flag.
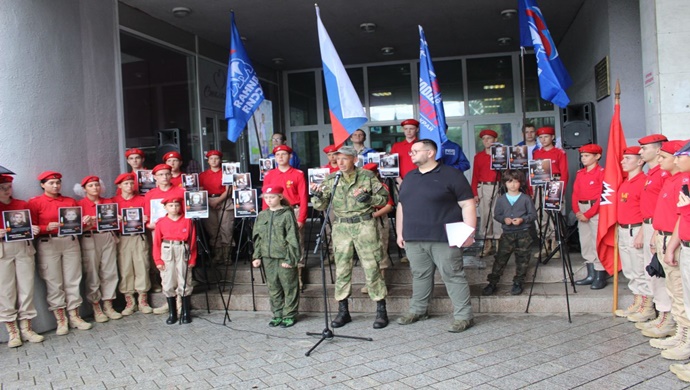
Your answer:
[518,0,572,108]
[225,13,264,142]
[418,26,447,160]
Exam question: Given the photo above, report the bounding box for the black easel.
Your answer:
[479,169,503,257]
[191,218,214,313]
[307,207,335,286]
[305,173,372,356]
[525,198,576,322]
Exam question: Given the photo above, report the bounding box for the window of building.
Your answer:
[288,72,317,126]
[368,64,414,122]
[467,56,515,115]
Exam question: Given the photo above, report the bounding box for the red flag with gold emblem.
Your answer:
[596,95,626,275]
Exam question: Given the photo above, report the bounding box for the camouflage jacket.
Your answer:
[311,168,388,218]
[252,206,301,266]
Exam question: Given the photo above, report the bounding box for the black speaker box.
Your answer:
[561,103,596,148]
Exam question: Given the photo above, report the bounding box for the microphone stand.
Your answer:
[306,171,373,356]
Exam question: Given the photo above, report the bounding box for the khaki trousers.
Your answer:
[644,222,670,311]
[0,241,38,322]
[657,234,689,326]
[160,241,193,297]
[202,198,235,249]
[618,226,650,295]
[81,232,119,303]
[478,183,502,239]
[577,203,602,270]
[117,234,151,294]
[679,246,690,317]
[36,236,83,311]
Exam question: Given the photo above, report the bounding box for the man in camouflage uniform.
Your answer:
[311,146,390,329]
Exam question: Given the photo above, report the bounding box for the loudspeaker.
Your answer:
[560,103,596,148]
[156,128,184,163]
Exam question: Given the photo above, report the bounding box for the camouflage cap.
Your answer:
[336,145,357,156]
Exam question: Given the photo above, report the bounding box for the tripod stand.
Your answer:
[305,173,372,356]
[306,206,335,286]
[191,217,214,313]
[526,206,576,322]
[479,170,502,258]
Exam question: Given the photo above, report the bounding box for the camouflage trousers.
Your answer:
[332,218,387,301]
[264,257,299,319]
[487,230,533,285]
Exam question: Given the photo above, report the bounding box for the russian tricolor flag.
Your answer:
[316,6,368,149]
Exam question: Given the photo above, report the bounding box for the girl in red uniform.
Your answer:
[0,175,44,347]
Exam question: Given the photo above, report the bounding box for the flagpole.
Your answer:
[520,47,528,138]
[612,80,621,315]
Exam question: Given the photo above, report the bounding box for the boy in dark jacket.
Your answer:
[482,170,537,296]
[252,186,301,328]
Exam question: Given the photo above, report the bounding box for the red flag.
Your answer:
[596,101,626,275]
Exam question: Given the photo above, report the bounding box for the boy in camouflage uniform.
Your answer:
[252,186,301,328]
[310,146,390,329]
[482,169,537,296]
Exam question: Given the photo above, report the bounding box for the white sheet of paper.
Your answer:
[445,222,475,247]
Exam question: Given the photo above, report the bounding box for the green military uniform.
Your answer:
[312,168,388,301]
[252,205,301,319]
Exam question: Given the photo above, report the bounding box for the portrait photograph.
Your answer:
[122,207,145,235]
[182,173,199,191]
[149,199,167,225]
[137,170,155,194]
[379,153,400,178]
[544,180,565,211]
[2,209,33,241]
[490,145,509,170]
[234,189,258,218]
[508,145,529,169]
[184,190,209,219]
[233,172,252,190]
[528,159,552,186]
[59,206,82,236]
[96,203,119,231]
[222,162,240,185]
[308,168,330,195]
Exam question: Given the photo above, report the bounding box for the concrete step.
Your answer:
[148,277,631,316]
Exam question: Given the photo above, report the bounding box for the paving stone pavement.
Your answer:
[1,309,689,390]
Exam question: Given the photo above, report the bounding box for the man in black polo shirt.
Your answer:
[395,139,477,333]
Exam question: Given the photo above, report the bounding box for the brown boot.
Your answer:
[480,240,495,257]
[68,309,93,330]
[615,294,641,318]
[54,308,69,335]
[19,319,44,343]
[122,294,137,316]
[138,292,153,314]
[152,303,169,315]
[4,321,22,348]
[627,295,656,322]
[92,302,109,323]
[103,300,123,320]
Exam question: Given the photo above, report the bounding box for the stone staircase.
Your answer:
[149,230,633,316]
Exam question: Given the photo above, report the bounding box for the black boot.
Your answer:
[331,300,351,328]
[181,296,192,324]
[590,270,608,290]
[373,300,389,329]
[575,263,595,285]
[166,297,178,325]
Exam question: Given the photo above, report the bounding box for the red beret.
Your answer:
[114,173,135,184]
[660,140,685,155]
[479,129,498,139]
[578,144,602,154]
[323,145,338,154]
[152,164,172,175]
[206,150,222,158]
[623,146,641,155]
[263,186,284,195]
[401,119,420,127]
[161,196,183,205]
[0,175,14,184]
[38,171,62,181]
[536,126,556,136]
[273,145,293,155]
[125,148,144,158]
[81,176,100,187]
[162,151,182,162]
[638,134,668,145]
[363,163,379,172]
